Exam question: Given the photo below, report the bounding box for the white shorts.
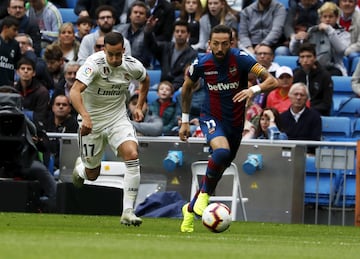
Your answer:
[78,118,137,169]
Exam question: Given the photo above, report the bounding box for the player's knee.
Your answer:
[123,150,138,161]
[85,167,100,181]
[212,148,232,166]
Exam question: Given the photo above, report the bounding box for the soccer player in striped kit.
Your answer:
[179,25,278,232]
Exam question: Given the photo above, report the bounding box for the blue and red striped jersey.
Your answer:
[188,48,258,127]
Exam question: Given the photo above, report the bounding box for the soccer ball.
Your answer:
[202,202,232,233]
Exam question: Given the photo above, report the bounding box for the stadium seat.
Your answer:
[277,0,289,9]
[350,56,360,76]
[273,55,298,70]
[190,161,248,221]
[321,116,351,140]
[147,90,158,104]
[334,170,356,207]
[147,69,161,88]
[336,98,360,118]
[58,8,78,24]
[304,156,338,206]
[331,76,353,113]
[351,118,360,138]
[66,0,77,8]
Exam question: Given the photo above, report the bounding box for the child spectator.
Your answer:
[149,81,177,135]
[243,107,288,140]
[75,16,93,42]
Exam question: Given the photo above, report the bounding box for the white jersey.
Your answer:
[76,51,146,132]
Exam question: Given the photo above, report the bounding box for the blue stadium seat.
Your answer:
[273,55,298,70]
[147,90,158,104]
[59,8,78,24]
[277,0,289,9]
[331,76,353,113]
[66,0,77,8]
[321,116,352,140]
[147,70,162,88]
[350,56,360,76]
[334,170,356,207]
[351,118,360,138]
[304,156,338,205]
[336,98,360,118]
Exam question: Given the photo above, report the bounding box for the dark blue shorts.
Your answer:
[199,115,243,161]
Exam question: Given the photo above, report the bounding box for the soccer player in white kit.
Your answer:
[70,32,150,226]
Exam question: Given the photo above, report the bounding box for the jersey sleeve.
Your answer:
[187,57,202,83]
[125,56,147,82]
[236,49,259,74]
[76,58,99,86]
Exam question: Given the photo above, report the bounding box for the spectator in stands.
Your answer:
[352,60,360,96]
[339,0,360,72]
[14,56,49,124]
[0,16,21,87]
[239,0,287,55]
[172,65,205,136]
[177,0,204,46]
[43,44,65,90]
[15,33,53,90]
[149,81,177,135]
[255,44,280,76]
[283,0,321,56]
[280,82,322,153]
[116,1,153,69]
[145,19,198,91]
[77,5,131,65]
[93,36,105,52]
[127,93,163,136]
[192,0,238,52]
[53,22,80,62]
[145,0,175,42]
[293,42,333,116]
[7,0,42,57]
[266,66,294,113]
[74,0,125,25]
[249,44,280,108]
[289,2,350,76]
[52,60,80,103]
[45,94,78,171]
[75,16,93,43]
[26,0,63,47]
[243,107,288,140]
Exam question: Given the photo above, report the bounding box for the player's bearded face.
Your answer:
[209,33,231,60]
[105,43,124,67]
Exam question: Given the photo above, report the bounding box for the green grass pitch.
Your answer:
[0,212,360,259]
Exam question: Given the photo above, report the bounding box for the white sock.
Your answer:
[123,159,140,210]
[76,161,88,180]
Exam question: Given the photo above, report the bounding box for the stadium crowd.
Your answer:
[0,0,360,211]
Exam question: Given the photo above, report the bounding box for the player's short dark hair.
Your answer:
[299,42,316,56]
[104,32,124,47]
[17,56,36,70]
[209,24,232,41]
